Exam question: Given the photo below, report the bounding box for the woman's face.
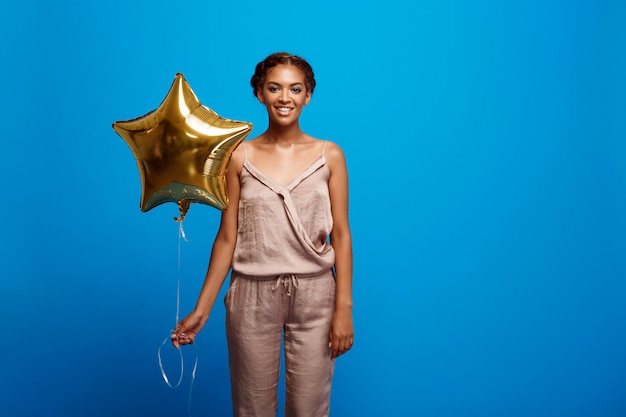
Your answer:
[257,64,311,126]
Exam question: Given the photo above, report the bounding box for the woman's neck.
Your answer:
[263,122,307,143]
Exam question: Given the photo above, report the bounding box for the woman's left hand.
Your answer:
[329,306,354,358]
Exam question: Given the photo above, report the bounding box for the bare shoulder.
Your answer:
[323,140,347,168]
[228,140,246,173]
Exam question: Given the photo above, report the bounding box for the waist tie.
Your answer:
[272,274,299,296]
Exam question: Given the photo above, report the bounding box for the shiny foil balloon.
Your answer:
[113,73,252,220]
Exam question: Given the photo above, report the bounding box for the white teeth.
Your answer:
[277,107,292,112]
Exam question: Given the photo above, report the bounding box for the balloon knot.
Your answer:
[174,199,190,222]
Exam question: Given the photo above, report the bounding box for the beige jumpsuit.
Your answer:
[225,142,336,417]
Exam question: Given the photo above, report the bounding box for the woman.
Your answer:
[172,52,354,417]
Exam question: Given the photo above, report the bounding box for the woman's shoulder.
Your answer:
[229,140,247,172]
[321,140,346,162]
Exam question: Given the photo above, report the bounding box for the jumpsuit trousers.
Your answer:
[224,269,336,417]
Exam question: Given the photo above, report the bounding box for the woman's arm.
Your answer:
[171,146,243,347]
[326,141,354,358]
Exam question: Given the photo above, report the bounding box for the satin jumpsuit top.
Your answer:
[231,142,335,277]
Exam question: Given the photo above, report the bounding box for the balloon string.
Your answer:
[157,334,198,416]
[156,220,197,417]
[177,221,190,321]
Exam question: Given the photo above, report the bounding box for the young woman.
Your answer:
[172,52,354,417]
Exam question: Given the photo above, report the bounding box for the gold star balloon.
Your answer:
[113,73,252,221]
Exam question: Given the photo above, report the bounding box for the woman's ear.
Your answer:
[256,88,265,104]
[304,90,312,106]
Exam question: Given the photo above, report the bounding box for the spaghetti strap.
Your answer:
[242,142,248,161]
[322,140,329,157]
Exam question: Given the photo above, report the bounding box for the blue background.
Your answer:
[1,1,625,416]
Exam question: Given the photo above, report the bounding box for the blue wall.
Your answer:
[1,1,625,416]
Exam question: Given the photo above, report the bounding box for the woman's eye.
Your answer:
[291,88,302,94]
[268,86,279,93]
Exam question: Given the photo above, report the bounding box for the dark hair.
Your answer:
[250,52,316,97]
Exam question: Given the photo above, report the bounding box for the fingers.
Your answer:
[170,313,207,348]
[329,334,354,358]
[171,326,196,348]
[171,332,195,347]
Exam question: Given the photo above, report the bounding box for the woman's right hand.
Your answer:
[171,311,208,348]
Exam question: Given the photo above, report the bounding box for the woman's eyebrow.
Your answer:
[267,81,304,86]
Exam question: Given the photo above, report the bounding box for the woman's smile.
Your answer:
[275,106,294,116]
